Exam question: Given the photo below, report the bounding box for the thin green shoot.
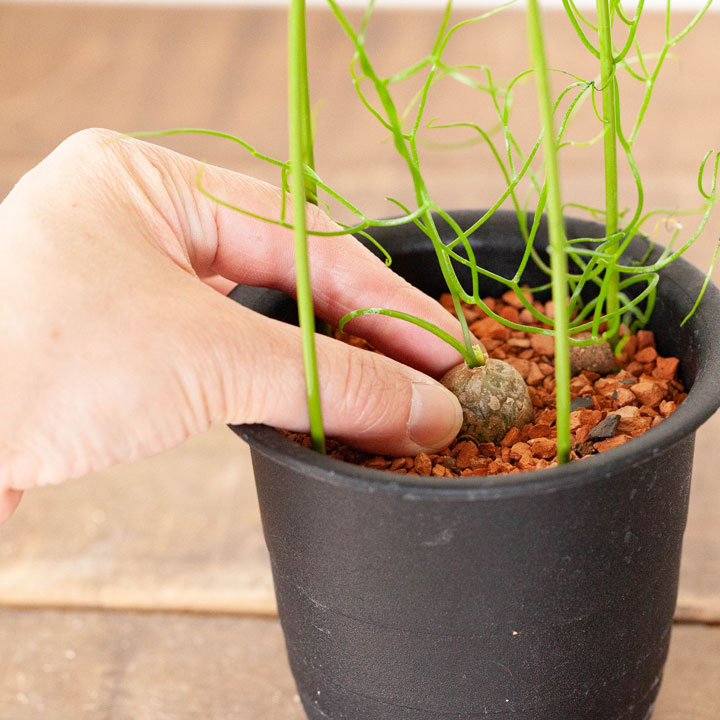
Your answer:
[682,238,720,326]
[338,308,485,367]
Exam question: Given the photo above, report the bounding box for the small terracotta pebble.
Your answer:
[618,415,652,436]
[535,408,556,425]
[570,376,593,395]
[506,357,531,379]
[510,442,532,460]
[613,387,636,407]
[619,335,638,363]
[636,330,655,350]
[501,426,522,447]
[630,381,665,408]
[519,308,536,324]
[477,443,497,458]
[528,424,554,439]
[614,405,639,419]
[470,317,510,340]
[530,334,555,357]
[529,438,557,459]
[634,346,658,363]
[502,289,529,309]
[499,305,520,323]
[526,363,545,386]
[456,441,478,470]
[594,435,631,453]
[415,453,432,476]
[653,356,679,380]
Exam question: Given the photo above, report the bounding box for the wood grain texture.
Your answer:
[0,426,277,615]
[0,609,305,720]
[0,4,718,623]
[0,609,717,720]
[676,421,720,622]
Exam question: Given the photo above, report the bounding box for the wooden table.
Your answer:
[0,5,718,718]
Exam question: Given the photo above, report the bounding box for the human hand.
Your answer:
[0,129,465,524]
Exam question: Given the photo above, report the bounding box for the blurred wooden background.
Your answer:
[0,4,718,718]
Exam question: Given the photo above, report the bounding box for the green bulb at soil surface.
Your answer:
[440,359,534,444]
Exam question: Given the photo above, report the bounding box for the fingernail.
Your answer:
[0,488,22,525]
[408,382,463,450]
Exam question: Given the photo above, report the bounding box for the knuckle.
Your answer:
[334,349,401,431]
[62,127,120,152]
[51,129,190,249]
[10,128,122,203]
[52,128,123,175]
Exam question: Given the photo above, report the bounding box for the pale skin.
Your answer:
[0,129,466,525]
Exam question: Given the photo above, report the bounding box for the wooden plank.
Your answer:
[0,5,719,620]
[0,426,277,615]
[653,624,720,720]
[676,422,720,622]
[0,609,305,720]
[0,609,717,719]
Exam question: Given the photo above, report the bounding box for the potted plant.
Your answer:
[140,0,720,717]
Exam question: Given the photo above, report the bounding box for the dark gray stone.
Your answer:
[589,413,621,440]
[571,396,594,412]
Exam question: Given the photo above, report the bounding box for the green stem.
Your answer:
[297,8,317,205]
[297,9,332,339]
[289,0,325,453]
[451,294,480,365]
[338,307,484,367]
[597,0,620,331]
[527,0,571,465]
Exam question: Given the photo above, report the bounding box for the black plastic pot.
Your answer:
[229,211,720,720]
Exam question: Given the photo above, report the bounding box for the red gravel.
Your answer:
[281,290,686,478]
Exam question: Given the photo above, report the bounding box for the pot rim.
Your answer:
[232,212,720,499]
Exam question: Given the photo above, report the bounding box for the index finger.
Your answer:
[195,163,468,378]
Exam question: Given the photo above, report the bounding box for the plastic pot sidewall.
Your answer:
[229,211,720,720]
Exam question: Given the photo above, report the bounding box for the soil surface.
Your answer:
[281,290,686,478]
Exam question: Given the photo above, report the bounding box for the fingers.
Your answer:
[217,304,463,456]
[95,132,467,378]
[202,165,466,377]
[0,488,22,526]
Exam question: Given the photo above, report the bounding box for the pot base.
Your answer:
[298,679,662,720]
[298,681,662,720]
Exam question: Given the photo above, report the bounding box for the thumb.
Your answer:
[218,305,463,457]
